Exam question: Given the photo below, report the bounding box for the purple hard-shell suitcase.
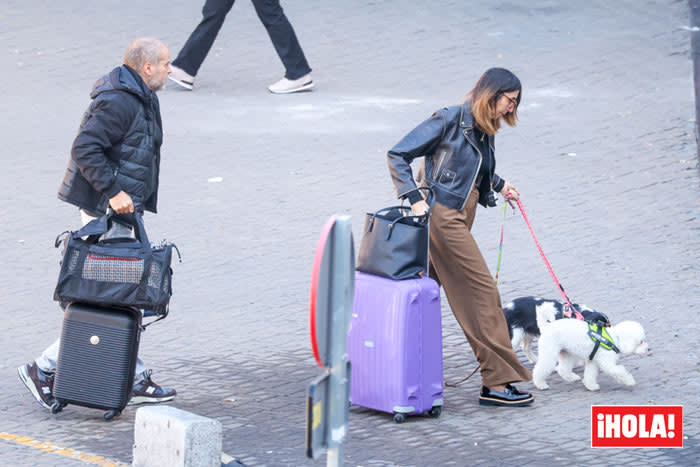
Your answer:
[347,272,443,423]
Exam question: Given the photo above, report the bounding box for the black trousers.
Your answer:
[172,0,311,79]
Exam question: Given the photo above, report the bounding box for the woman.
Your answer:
[386,68,533,407]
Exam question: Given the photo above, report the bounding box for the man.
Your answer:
[18,38,176,410]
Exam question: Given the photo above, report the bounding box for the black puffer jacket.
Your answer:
[58,65,163,214]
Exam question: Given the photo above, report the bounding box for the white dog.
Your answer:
[533,319,649,391]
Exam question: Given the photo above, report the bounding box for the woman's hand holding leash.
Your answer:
[501,181,520,201]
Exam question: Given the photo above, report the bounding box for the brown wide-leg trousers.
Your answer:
[429,188,531,388]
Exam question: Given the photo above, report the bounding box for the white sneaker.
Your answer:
[168,65,195,90]
[267,73,314,94]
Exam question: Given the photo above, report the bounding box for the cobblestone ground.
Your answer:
[1,1,698,466]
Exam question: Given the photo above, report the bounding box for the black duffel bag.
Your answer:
[356,187,432,280]
[53,212,179,314]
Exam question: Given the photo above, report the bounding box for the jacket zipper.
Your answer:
[434,150,447,181]
[460,127,483,211]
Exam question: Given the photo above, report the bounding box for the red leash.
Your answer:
[511,197,584,320]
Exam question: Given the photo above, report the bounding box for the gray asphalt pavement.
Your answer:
[1,1,699,466]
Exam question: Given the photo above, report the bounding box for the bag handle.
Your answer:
[385,213,429,240]
[108,212,149,245]
[365,206,411,233]
[72,212,150,247]
[373,205,413,217]
[384,186,435,239]
[366,186,435,237]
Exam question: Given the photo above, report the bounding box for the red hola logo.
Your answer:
[592,406,683,448]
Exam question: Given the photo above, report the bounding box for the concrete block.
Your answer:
[132,406,222,467]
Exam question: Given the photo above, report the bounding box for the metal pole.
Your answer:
[326,215,352,467]
[326,447,341,467]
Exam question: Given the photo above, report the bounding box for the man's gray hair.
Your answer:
[123,38,166,70]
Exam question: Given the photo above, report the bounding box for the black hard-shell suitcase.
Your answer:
[52,302,141,420]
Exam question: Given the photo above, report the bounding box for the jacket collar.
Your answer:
[458,102,474,129]
[90,65,152,105]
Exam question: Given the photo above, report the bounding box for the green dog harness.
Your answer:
[587,323,620,360]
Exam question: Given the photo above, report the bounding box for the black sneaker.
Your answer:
[18,362,55,410]
[479,384,534,407]
[128,370,177,405]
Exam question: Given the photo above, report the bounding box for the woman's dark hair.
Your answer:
[466,67,521,135]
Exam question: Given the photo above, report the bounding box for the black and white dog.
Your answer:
[502,296,609,363]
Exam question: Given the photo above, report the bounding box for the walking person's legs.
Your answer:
[254,0,314,93]
[170,0,237,89]
[429,191,533,406]
[253,0,311,79]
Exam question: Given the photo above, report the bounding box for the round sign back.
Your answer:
[309,216,336,368]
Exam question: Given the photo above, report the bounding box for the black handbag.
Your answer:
[356,187,432,280]
[53,212,179,314]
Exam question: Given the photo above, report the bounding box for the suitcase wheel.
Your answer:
[103,409,121,421]
[428,406,442,418]
[50,402,66,414]
[392,413,406,424]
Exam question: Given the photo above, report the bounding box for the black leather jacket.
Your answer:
[387,102,505,210]
[58,65,163,215]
